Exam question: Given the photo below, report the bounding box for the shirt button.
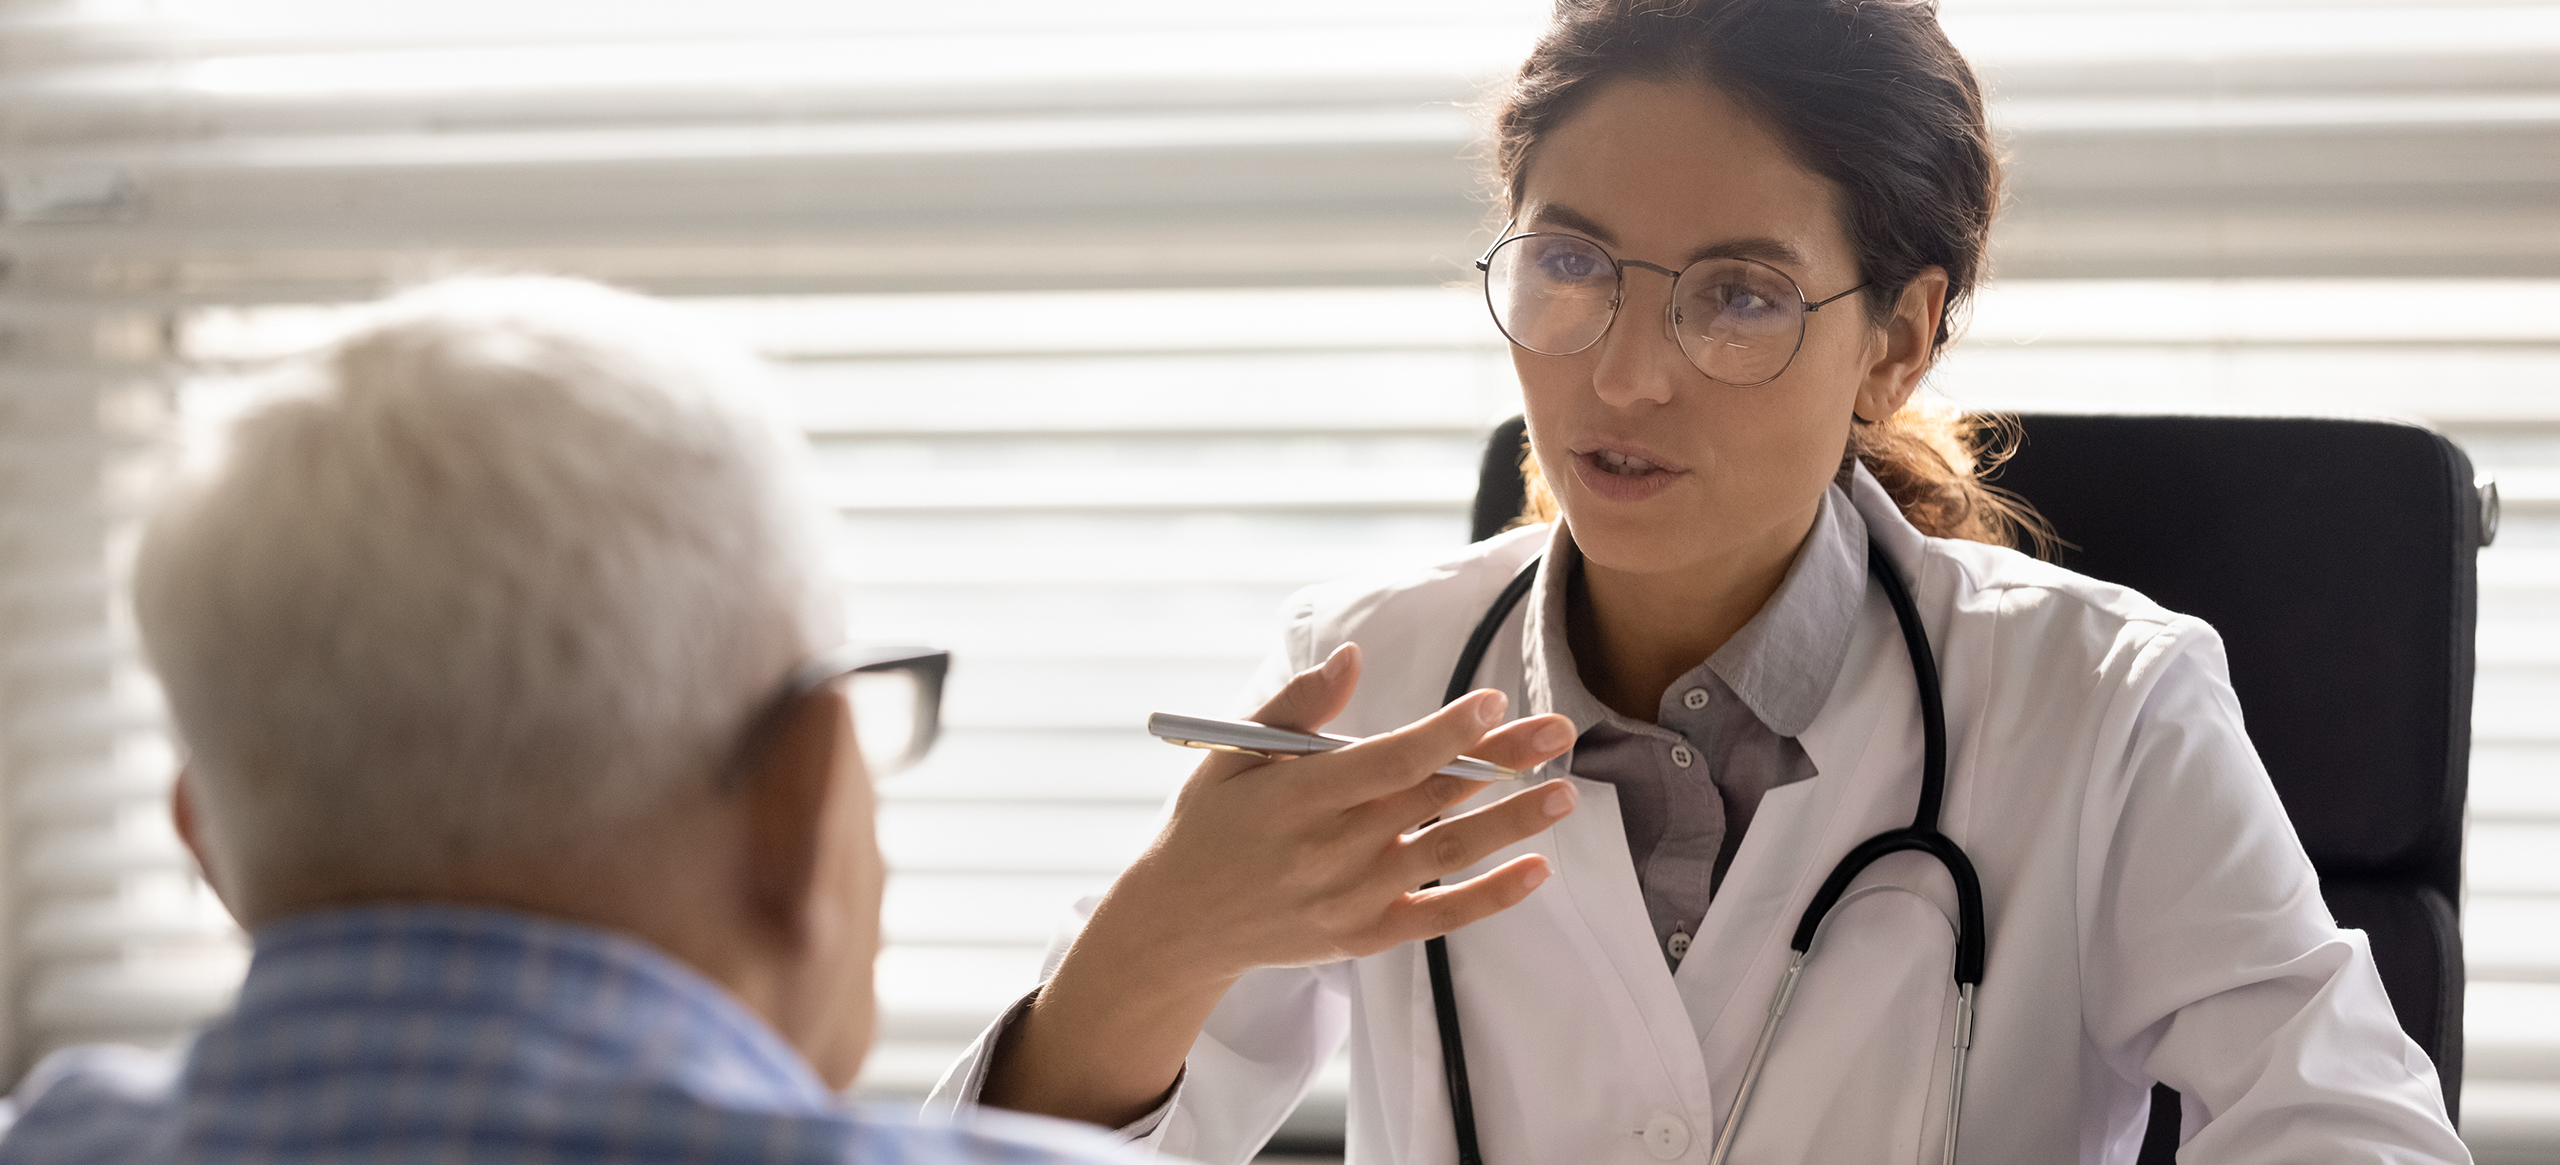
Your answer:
[1669,743,1696,768]
[1682,687,1711,710]
[1666,932,1692,959]
[1643,1112,1692,1160]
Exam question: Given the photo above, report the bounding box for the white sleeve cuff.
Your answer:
[923,988,1187,1147]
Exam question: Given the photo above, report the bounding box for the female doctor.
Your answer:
[929,1,2468,1161]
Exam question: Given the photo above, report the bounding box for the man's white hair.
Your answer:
[135,276,842,883]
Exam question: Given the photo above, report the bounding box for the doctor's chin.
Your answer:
[0,1,2541,1164]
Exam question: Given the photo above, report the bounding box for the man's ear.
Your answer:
[171,767,235,914]
[734,687,851,948]
[1853,267,1950,424]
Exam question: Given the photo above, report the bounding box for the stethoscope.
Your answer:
[1426,538,1986,1165]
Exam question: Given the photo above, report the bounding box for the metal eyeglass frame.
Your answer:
[722,644,951,785]
[1474,222,1868,388]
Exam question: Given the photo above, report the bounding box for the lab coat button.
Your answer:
[1642,1113,1691,1159]
[1682,687,1710,709]
[1669,743,1696,768]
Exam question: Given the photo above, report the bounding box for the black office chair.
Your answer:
[1467,414,2484,1159]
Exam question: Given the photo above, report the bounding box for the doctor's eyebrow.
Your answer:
[1526,203,1622,247]
[1525,203,1813,272]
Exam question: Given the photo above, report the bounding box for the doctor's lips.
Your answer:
[1569,440,1686,503]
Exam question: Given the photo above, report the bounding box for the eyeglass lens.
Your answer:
[1483,234,1809,387]
[849,666,938,778]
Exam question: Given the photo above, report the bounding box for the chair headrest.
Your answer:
[1471,415,1532,543]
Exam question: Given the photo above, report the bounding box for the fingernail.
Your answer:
[1322,643,1354,680]
[1542,781,1578,818]
[1532,720,1573,752]
[1522,865,1551,891]
[1472,690,1508,726]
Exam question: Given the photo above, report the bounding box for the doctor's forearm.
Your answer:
[979,908,1238,1127]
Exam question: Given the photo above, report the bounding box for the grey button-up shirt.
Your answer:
[1524,484,1868,968]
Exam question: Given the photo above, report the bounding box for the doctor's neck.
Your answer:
[1564,502,1820,722]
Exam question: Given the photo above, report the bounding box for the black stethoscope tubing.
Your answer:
[1426,538,1985,1165]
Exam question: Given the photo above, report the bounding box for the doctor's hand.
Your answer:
[982,641,1578,1128]
[1104,640,1580,975]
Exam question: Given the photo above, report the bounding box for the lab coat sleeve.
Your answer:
[925,598,1355,1163]
[2074,625,2467,1162]
[921,932,1186,1148]
[924,887,1352,1162]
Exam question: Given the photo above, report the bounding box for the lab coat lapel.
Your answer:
[1671,466,1939,1113]
[1511,523,1711,1108]
[1445,577,1718,1130]
[1670,570,1902,1049]
[1418,730,1718,1157]
[1463,479,1940,1133]
[1679,463,1955,1131]
[1545,771,1716,1103]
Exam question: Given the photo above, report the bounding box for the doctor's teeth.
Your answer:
[1599,450,1658,475]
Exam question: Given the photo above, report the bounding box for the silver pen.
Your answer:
[1147,711,1523,782]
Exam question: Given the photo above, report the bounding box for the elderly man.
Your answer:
[0,276,1563,1164]
[0,276,1138,1165]
[0,280,975,1161]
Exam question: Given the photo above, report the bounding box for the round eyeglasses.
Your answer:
[1476,229,1867,388]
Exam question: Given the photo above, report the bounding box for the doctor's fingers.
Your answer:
[1354,714,1573,830]
[1357,854,1555,953]
[1453,712,1574,776]
[1173,643,1367,793]
[1388,779,1579,887]
[1293,689,1516,807]
[1243,642,1363,735]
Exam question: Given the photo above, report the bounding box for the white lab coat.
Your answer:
[933,466,2467,1165]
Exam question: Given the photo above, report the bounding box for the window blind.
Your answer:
[0,2,2552,1159]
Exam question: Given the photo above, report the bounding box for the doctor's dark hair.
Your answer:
[1497,0,2046,550]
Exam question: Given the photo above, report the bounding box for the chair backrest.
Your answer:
[1467,413,2480,1132]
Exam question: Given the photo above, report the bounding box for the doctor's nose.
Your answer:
[1588,277,1687,411]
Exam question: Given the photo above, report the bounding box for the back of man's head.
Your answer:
[136,276,841,905]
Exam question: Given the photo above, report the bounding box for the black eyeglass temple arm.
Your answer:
[1803,282,1871,312]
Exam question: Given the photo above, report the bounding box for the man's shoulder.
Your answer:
[549,1096,1160,1165]
[0,1044,184,1165]
[829,1104,1158,1165]
[0,1041,1155,1165]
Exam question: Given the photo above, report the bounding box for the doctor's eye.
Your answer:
[1701,282,1782,321]
[1679,264,1801,337]
[1527,238,1613,284]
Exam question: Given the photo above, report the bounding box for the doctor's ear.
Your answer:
[1852,268,1949,425]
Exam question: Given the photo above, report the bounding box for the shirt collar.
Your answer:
[1523,480,1869,739]
[241,903,835,1111]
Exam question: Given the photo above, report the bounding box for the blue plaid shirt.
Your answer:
[0,905,1149,1165]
